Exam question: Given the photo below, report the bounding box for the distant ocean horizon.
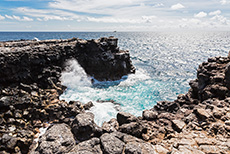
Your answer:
[1,31,229,125]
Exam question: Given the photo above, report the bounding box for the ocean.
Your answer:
[1,31,229,125]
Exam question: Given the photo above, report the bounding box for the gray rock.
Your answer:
[68,138,102,154]
[125,142,156,154]
[117,112,137,126]
[71,112,101,141]
[0,96,11,107]
[142,110,158,121]
[31,123,75,154]
[1,134,18,150]
[119,122,143,138]
[100,133,125,154]
[83,101,94,110]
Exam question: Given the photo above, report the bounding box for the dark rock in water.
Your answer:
[31,123,75,154]
[75,37,135,81]
[83,101,94,110]
[117,112,137,126]
[71,112,102,141]
[68,138,102,154]
[100,133,125,154]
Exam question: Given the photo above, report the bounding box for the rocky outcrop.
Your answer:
[0,37,135,88]
[1,37,230,154]
[75,37,135,81]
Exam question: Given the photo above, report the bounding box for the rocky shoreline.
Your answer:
[0,37,230,154]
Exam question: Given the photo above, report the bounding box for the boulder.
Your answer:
[119,122,143,138]
[100,133,125,154]
[71,112,102,141]
[117,112,137,126]
[31,123,75,154]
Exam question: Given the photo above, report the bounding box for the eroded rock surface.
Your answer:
[1,37,230,154]
[31,124,75,154]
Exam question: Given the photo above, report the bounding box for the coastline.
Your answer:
[0,37,230,153]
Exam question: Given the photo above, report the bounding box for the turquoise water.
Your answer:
[1,32,229,125]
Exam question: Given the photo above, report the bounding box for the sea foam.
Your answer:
[60,59,151,126]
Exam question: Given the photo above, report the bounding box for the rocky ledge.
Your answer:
[0,36,135,88]
[0,37,230,154]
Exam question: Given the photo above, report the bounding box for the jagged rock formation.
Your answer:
[1,37,230,154]
[0,37,135,88]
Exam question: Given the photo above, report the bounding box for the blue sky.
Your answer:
[0,0,230,31]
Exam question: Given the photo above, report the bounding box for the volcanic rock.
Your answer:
[31,123,75,154]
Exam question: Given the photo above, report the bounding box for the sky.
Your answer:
[0,0,230,31]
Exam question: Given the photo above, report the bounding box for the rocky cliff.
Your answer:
[0,37,135,88]
[0,38,230,154]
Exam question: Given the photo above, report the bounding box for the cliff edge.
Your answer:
[0,38,230,154]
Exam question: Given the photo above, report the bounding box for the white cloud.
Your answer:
[171,3,185,10]
[209,10,221,16]
[211,15,228,24]
[4,0,230,31]
[14,7,82,21]
[87,17,141,24]
[37,18,43,21]
[220,0,230,5]
[142,15,156,23]
[22,16,33,21]
[0,15,5,20]
[43,16,70,21]
[49,0,145,14]
[194,11,207,18]
[48,0,162,19]
[86,15,157,24]
[12,15,21,20]
[154,3,164,7]
[5,14,33,21]
[5,15,14,19]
